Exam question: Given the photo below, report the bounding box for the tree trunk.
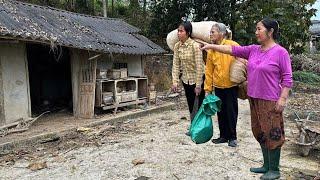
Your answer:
[111,0,114,16]
[93,0,95,15]
[71,0,75,10]
[130,0,139,18]
[143,0,146,15]
[230,0,236,34]
[102,0,107,17]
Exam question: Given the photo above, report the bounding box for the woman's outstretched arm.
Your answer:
[200,44,232,55]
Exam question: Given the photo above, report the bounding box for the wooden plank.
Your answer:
[0,49,5,124]
[95,81,101,107]
[0,39,19,44]
[0,37,108,55]
[102,99,147,110]
[78,83,95,118]
[77,53,97,119]
[70,49,80,117]
[71,50,97,119]
[23,43,32,118]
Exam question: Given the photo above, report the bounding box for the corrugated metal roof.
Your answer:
[0,0,165,55]
[310,20,320,35]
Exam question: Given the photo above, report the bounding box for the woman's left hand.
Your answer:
[194,87,201,96]
[275,97,287,113]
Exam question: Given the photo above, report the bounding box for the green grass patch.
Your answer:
[293,71,320,84]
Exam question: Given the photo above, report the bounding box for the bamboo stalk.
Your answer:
[102,0,107,17]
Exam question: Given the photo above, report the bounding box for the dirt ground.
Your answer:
[0,93,319,180]
[0,103,160,145]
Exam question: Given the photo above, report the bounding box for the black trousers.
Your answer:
[182,82,205,114]
[215,86,238,140]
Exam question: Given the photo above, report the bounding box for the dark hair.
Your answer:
[179,21,193,38]
[260,18,280,40]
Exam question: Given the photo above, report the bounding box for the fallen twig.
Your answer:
[61,146,78,155]
[6,128,29,134]
[0,118,23,130]
[172,173,180,180]
[21,111,50,129]
[294,111,301,120]
[0,111,50,137]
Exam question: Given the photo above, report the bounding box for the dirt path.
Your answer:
[0,99,319,180]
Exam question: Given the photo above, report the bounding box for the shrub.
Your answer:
[291,54,320,75]
[293,71,320,84]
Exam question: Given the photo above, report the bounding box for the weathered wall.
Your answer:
[97,54,144,76]
[0,43,30,124]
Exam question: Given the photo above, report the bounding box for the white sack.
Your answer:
[166,21,232,51]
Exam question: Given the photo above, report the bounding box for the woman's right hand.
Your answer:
[275,97,287,113]
[200,44,213,51]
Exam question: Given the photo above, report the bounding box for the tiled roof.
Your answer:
[0,0,165,55]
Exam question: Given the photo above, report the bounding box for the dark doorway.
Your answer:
[27,44,72,116]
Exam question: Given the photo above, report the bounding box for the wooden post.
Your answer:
[111,0,114,16]
[0,56,5,124]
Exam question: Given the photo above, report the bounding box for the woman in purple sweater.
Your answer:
[200,18,293,180]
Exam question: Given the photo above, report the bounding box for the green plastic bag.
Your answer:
[189,94,221,144]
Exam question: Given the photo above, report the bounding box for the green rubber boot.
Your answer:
[250,145,269,173]
[260,148,281,180]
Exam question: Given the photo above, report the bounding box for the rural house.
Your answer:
[310,20,320,53]
[0,0,165,126]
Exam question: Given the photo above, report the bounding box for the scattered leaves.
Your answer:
[132,159,145,166]
[27,161,47,171]
[77,127,92,133]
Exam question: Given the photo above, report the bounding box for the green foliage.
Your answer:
[18,0,63,7]
[193,0,237,32]
[74,0,95,15]
[114,1,128,16]
[234,0,317,54]
[17,0,152,35]
[293,71,320,84]
[149,0,316,55]
[17,0,96,15]
[17,0,318,55]
[148,0,192,38]
[98,0,151,35]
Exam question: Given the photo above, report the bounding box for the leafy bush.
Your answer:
[293,71,320,84]
[291,54,320,75]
